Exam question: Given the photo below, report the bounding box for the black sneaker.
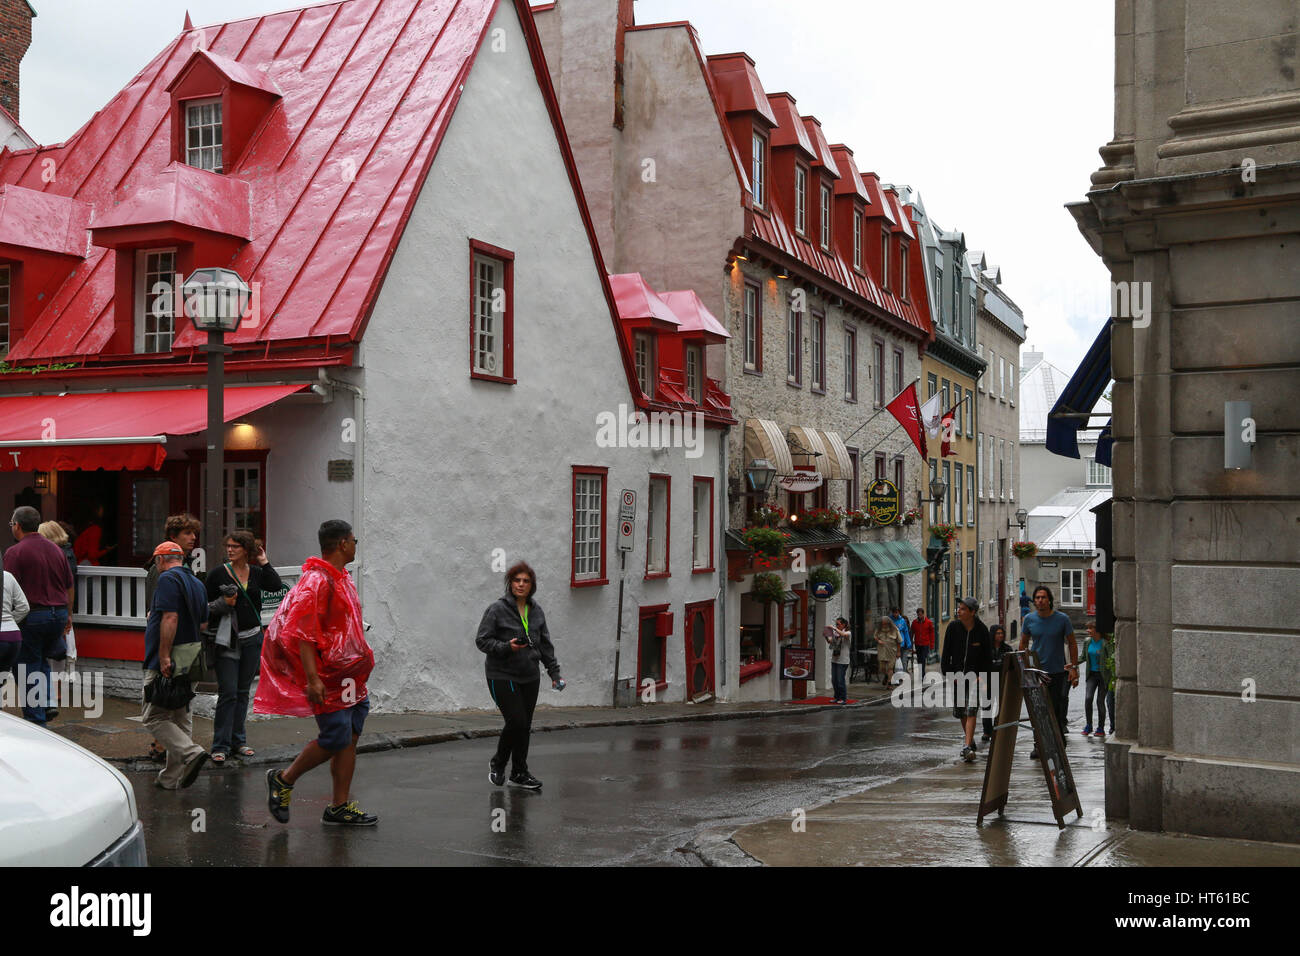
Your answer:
[266,769,293,823]
[959,745,974,763]
[489,760,505,787]
[322,801,378,826]
[969,740,978,753]
[179,751,209,789]
[980,732,991,743]
[509,771,542,790]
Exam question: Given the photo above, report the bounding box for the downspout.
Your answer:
[317,368,365,605]
[718,423,729,696]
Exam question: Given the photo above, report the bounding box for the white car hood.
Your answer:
[0,711,138,866]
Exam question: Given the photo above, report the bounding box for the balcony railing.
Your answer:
[72,565,303,629]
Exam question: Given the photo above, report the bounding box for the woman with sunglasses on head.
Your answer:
[475,561,564,791]
[205,530,282,765]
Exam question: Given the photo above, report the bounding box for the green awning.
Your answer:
[848,540,927,577]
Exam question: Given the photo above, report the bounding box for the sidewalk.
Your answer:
[693,723,1300,868]
[23,677,897,774]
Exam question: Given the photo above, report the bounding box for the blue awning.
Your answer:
[1095,421,1113,467]
[1047,319,1112,460]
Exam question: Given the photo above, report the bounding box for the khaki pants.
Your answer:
[141,671,204,789]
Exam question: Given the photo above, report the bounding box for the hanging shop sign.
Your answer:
[778,471,824,493]
[811,580,835,600]
[866,478,900,525]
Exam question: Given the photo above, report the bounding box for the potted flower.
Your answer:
[930,522,958,544]
[743,526,788,557]
[749,504,786,528]
[902,507,922,526]
[1011,541,1038,559]
[807,564,842,597]
[794,507,843,530]
[845,509,873,528]
[752,572,787,604]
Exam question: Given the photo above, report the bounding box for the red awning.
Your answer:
[0,384,303,472]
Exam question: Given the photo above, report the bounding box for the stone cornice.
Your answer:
[1158,91,1300,159]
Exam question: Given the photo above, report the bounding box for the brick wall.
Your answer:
[0,0,33,121]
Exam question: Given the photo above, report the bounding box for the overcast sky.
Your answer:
[19,0,1114,376]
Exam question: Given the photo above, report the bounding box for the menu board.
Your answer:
[780,646,815,681]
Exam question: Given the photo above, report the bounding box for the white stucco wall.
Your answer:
[355,1,723,712]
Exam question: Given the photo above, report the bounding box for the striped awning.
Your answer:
[818,430,853,481]
[788,426,830,478]
[744,419,794,475]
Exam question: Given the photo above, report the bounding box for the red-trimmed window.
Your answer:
[469,239,515,384]
[751,130,767,208]
[899,239,910,300]
[810,311,825,393]
[819,183,832,251]
[685,344,703,403]
[692,477,714,572]
[743,280,762,373]
[786,301,802,385]
[136,248,179,354]
[634,331,656,399]
[794,164,808,235]
[571,466,608,587]
[873,338,885,406]
[185,98,223,173]
[853,211,863,271]
[844,326,857,401]
[645,474,670,578]
[0,264,10,356]
[638,603,670,693]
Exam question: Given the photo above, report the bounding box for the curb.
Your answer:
[112,691,896,773]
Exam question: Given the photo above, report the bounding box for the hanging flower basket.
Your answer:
[808,564,842,594]
[752,572,787,604]
[742,526,789,557]
[930,523,959,543]
[1012,541,1038,559]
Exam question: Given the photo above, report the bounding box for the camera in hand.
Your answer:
[219,583,238,598]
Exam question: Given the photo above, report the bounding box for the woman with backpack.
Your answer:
[205,530,281,765]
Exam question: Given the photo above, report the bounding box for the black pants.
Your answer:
[1046,672,1070,738]
[1084,672,1106,729]
[212,637,262,755]
[488,678,540,774]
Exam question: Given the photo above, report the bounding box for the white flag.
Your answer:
[919,391,944,437]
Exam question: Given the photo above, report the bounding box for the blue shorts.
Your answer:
[314,697,370,752]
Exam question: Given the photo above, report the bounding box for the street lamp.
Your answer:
[183,268,251,574]
[745,458,777,495]
[1009,507,1028,540]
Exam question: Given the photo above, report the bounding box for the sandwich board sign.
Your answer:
[977,650,1082,830]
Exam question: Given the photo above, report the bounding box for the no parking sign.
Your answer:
[619,489,636,552]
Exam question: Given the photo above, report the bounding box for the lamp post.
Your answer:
[1010,507,1028,542]
[183,268,250,575]
[920,477,948,637]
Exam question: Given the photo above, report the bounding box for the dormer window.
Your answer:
[0,265,10,355]
[634,331,656,398]
[881,228,890,290]
[136,248,178,353]
[853,211,862,270]
[185,98,224,173]
[899,240,909,300]
[751,131,767,208]
[794,164,807,235]
[819,184,831,251]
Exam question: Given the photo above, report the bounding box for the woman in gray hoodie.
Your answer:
[475,561,563,791]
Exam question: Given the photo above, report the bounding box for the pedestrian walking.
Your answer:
[141,541,212,789]
[205,530,281,765]
[1081,621,1107,737]
[476,561,564,790]
[1,567,29,679]
[911,607,935,677]
[981,624,1010,742]
[258,520,377,826]
[1017,585,1078,759]
[143,513,199,764]
[873,616,901,685]
[824,616,851,703]
[892,607,913,671]
[4,507,73,725]
[37,521,78,683]
[941,597,991,762]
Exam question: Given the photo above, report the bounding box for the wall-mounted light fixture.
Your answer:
[1225,401,1254,470]
[34,471,50,491]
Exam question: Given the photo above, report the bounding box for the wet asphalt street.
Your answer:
[131,702,967,866]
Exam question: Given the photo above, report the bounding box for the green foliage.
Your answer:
[0,361,78,375]
[742,526,788,557]
[751,572,786,604]
[1104,632,1116,692]
[808,564,842,593]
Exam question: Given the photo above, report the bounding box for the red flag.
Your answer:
[885,382,927,460]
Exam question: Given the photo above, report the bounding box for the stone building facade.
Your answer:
[973,257,1026,635]
[1068,0,1300,842]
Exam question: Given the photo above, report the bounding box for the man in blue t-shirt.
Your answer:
[891,608,913,670]
[142,541,211,790]
[1018,584,1078,759]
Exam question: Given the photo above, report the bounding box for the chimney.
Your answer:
[0,0,35,122]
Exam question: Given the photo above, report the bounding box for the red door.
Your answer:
[683,600,715,701]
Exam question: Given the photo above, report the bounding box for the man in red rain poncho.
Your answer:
[255,519,377,826]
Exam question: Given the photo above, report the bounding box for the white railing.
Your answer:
[72,565,302,629]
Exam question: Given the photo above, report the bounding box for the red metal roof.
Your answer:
[766,94,815,158]
[0,0,503,362]
[828,145,870,203]
[800,116,840,178]
[658,289,730,342]
[704,53,777,127]
[609,272,681,328]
